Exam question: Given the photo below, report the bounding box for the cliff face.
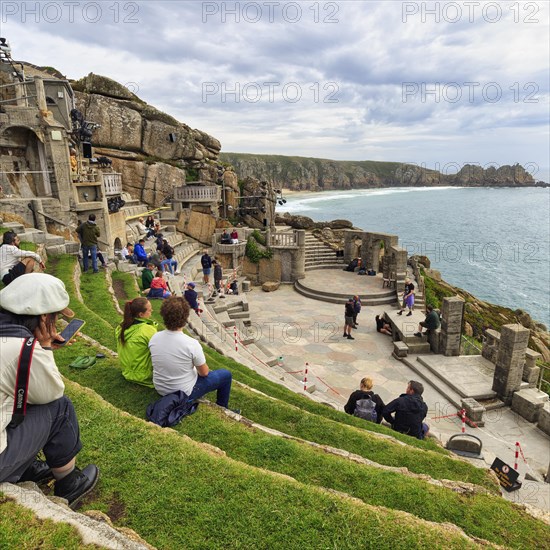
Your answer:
[72,73,223,205]
[219,153,535,191]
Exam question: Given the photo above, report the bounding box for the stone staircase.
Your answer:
[1,222,80,256]
[294,279,396,306]
[402,354,507,410]
[304,232,344,270]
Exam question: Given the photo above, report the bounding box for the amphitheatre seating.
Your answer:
[10,254,546,549]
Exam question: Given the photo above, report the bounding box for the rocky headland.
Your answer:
[220,152,539,192]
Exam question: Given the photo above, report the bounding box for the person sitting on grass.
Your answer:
[0,231,45,286]
[149,296,234,410]
[0,273,98,508]
[414,305,440,338]
[115,297,157,387]
[344,377,385,424]
[141,262,155,293]
[375,314,392,336]
[148,271,172,299]
[383,380,429,440]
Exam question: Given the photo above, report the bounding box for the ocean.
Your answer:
[279,187,550,327]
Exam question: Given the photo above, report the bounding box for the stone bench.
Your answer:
[511,388,549,423]
[392,341,409,358]
[537,403,550,436]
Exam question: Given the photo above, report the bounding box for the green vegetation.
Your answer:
[245,231,273,263]
[0,495,94,549]
[64,380,489,550]
[185,167,200,181]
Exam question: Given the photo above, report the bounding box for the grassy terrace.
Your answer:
[29,254,549,549]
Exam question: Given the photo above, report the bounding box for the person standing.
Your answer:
[213,260,223,295]
[149,297,234,409]
[201,249,212,284]
[77,214,100,274]
[343,298,355,340]
[397,278,415,316]
[0,273,99,507]
[0,231,45,286]
[352,295,362,328]
[115,297,157,387]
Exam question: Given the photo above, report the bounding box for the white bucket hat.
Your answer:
[0,273,74,317]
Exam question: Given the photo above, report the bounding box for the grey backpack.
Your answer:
[354,398,377,422]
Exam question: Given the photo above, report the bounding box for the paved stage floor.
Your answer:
[244,270,550,510]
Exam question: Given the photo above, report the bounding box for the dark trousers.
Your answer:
[0,396,82,483]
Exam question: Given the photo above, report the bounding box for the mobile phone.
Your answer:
[54,319,85,346]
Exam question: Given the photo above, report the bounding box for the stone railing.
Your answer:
[173,185,220,202]
[269,231,298,247]
[102,173,122,196]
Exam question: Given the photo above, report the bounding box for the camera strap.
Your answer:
[8,336,37,429]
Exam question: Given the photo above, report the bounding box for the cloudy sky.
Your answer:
[2,1,549,178]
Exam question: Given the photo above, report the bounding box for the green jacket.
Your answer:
[77,221,100,246]
[142,268,154,290]
[115,318,158,387]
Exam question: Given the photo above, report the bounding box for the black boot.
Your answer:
[54,465,99,509]
[19,459,53,484]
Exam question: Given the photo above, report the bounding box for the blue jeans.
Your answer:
[188,369,232,408]
[82,245,98,272]
[160,259,177,274]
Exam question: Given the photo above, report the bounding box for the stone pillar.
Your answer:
[34,76,47,112]
[440,296,464,356]
[292,230,306,281]
[343,230,363,263]
[523,348,542,387]
[30,199,47,233]
[492,324,530,404]
[481,329,500,364]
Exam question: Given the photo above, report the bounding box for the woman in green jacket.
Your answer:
[115,298,157,387]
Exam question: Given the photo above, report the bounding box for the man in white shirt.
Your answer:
[0,274,98,508]
[0,231,45,286]
[149,297,233,408]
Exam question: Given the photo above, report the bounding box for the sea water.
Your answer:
[279,187,550,326]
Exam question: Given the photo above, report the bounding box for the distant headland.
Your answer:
[219,152,548,192]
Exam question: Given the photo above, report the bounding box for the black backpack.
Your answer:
[354,398,377,423]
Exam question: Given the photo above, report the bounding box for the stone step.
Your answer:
[1,222,25,233]
[216,310,236,328]
[45,235,65,246]
[294,281,396,306]
[17,229,47,244]
[228,311,250,320]
[416,356,498,401]
[403,357,464,409]
[305,264,347,271]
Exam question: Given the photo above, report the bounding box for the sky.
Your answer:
[2,1,549,179]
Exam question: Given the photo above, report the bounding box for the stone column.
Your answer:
[343,230,363,263]
[292,230,306,281]
[523,348,542,387]
[492,324,530,404]
[440,296,464,356]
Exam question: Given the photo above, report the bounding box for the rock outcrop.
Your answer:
[220,153,537,192]
[72,73,222,206]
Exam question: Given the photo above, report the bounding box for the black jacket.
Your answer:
[383,393,428,439]
[344,390,385,423]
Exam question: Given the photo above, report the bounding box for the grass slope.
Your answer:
[67,380,486,550]
[54,341,550,549]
